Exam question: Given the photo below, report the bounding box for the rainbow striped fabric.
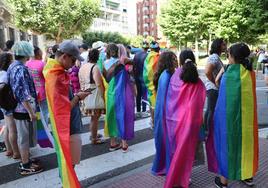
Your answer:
[104,64,135,140]
[142,51,159,108]
[43,58,80,188]
[36,112,53,148]
[214,64,258,180]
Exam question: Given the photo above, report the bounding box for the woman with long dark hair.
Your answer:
[213,43,258,188]
[152,51,177,175]
[103,43,135,152]
[204,38,227,173]
[164,49,206,188]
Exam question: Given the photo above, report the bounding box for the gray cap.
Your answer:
[58,40,84,61]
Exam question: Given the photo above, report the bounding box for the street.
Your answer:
[0,69,268,188]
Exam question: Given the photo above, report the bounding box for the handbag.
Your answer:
[84,65,105,110]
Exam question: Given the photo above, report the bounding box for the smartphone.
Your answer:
[83,88,96,92]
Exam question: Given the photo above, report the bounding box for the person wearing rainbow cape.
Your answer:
[103,43,135,152]
[43,40,91,188]
[143,41,160,128]
[213,43,258,188]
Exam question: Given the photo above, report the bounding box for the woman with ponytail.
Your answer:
[213,43,258,188]
[159,49,206,188]
[152,51,177,176]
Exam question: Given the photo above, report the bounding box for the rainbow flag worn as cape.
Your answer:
[43,58,80,188]
[104,64,135,140]
[152,70,172,175]
[164,68,206,188]
[214,64,258,180]
[143,51,159,108]
[36,112,53,148]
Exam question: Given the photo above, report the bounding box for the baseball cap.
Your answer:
[12,41,34,57]
[92,41,104,50]
[58,40,84,61]
[79,43,88,50]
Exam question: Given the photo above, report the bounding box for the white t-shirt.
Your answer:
[80,51,89,65]
[205,54,224,91]
[0,70,8,84]
[258,52,266,63]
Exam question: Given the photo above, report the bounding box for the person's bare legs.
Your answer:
[150,108,154,128]
[110,137,116,146]
[90,114,100,143]
[122,140,127,148]
[5,115,20,157]
[220,176,228,185]
[4,123,12,155]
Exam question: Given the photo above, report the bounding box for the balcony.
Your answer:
[91,18,123,33]
[144,18,150,23]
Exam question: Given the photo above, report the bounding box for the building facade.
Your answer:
[90,0,135,35]
[136,0,158,39]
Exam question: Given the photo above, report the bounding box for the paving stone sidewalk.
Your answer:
[95,138,268,188]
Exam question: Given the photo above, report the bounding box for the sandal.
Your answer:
[109,143,121,151]
[91,138,105,145]
[122,144,128,153]
[5,151,13,157]
[90,134,103,140]
[13,154,21,159]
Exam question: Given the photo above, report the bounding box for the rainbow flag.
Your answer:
[36,112,53,148]
[143,51,159,108]
[164,68,206,188]
[43,58,80,188]
[104,64,135,140]
[152,70,172,176]
[214,64,258,180]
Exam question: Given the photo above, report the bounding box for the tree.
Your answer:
[82,31,129,47]
[7,0,100,43]
[129,35,155,48]
[160,0,268,50]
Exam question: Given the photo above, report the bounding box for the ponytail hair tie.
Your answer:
[185,59,192,64]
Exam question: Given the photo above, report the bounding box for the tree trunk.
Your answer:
[195,36,199,63]
[55,37,63,44]
[208,32,212,55]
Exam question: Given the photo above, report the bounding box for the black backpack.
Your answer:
[0,82,17,111]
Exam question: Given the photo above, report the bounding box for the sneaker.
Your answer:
[19,162,43,175]
[241,178,254,187]
[214,177,227,188]
[122,145,128,153]
[109,143,121,151]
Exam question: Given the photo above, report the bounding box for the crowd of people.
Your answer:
[0,38,261,188]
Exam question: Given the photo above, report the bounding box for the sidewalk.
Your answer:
[92,138,268,188]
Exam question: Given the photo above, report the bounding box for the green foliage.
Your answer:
[159,0,268,45]
[129,35,155,48]
[7,0,100,43]
[82,31,129,47]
